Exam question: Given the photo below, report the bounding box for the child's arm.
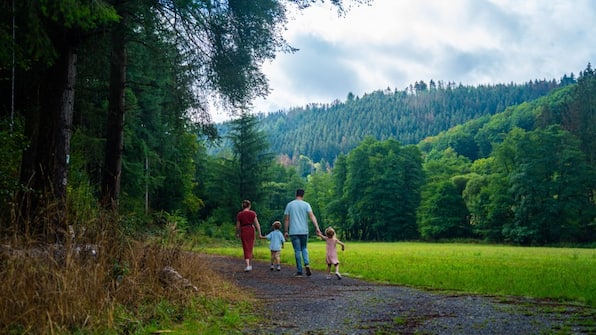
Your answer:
[336,239,345,251]
[316,231,327,240]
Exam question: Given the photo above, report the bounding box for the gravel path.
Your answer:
[204,254,595,335]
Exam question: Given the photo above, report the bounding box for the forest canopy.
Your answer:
[0,0,593,246]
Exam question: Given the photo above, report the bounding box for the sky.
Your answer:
[212,0,596,122]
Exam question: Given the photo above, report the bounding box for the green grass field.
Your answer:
[200,240,596,306]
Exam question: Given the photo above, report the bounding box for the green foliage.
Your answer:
[155,210,190,245]
[462,170,507,241]
[497,126,596,244]
[418,149,471,240]
[337,137,423,241]
[193,216,236,241]
[229,113,274,204]
[39,0,118,30]
[202,113,276,226]
[214,79,568,163]
[4,0,595,255]
[0,0,117,68]
[0,118,27,215]
[413,69,596,245]
[563,64,596,169]
[304,169,334,225]
[208,0,287,108]
[418,181,471,240]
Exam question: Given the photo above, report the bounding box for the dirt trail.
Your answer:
[203,254,595,335]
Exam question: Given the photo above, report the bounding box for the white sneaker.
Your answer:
[335,271,342,279]
[244,266,252,272]
[270,265,274,271]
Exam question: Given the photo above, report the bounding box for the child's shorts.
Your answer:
[270,250,281,258]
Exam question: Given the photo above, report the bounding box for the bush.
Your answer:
[0,208,248,334]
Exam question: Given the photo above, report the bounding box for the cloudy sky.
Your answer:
[213,0,596,122]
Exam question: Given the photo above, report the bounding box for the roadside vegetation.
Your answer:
[0,215,258,335]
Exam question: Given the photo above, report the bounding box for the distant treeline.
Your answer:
[213,75,576,165]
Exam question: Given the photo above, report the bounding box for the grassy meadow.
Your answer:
[200,240,596,307]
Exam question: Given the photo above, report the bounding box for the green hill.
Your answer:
[213,77,572,163]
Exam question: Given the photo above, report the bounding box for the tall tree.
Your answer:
[102,0,129,207]
[418,148,471,239]
[325,154,349,234]
[2,0,117,238]
[99,0,366,208]
[399,145,425,239]
[501,126,595,244]
[229,112,273,204]
[418,181,471,240]
[304,167,334,231]
[344,137,374,240]
[344,137,423,240]
[563,64,596,170]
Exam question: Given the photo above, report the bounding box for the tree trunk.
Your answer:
[54,48,76,199]
[101,15,127,209]
[18,35,77,242]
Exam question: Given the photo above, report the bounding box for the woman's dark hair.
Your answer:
[242,200,251,208]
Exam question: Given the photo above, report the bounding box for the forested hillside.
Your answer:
[297,66,595,244]
[213,77,573,164]
[203,68,594,245]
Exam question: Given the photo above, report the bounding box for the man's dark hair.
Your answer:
[296,189,305,197]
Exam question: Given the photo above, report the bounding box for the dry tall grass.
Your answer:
[0,211,247,334]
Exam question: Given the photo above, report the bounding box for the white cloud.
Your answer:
[214,0,596,122]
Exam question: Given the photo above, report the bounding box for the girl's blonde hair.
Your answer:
[325,227,335,238]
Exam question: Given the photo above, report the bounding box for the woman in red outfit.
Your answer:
[236,200,262,272]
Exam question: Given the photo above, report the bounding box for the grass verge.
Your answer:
[0,228,258,334]
[200,240,596,307]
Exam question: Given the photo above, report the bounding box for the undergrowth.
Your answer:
[0,209,254,334]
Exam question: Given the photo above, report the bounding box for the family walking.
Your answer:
[236,189,346,278]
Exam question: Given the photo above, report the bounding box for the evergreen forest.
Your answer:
[0,1,596,245]
[0,0,594,248]
[0,1,595,331]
